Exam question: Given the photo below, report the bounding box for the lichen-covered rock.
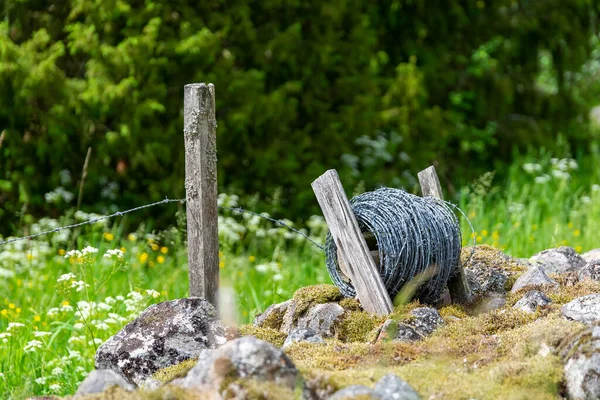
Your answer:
[172,336,299,392]
[561,324,600,400]
[511,265,558,293]
[74,369,135,396]
[582,249,600,263]
[374,374,420,400]
[95,298,227,386]
[283,328,325,349]
[296,303,344,338]
[462,245,525,298]
[579,260,600,282]
[280,285,343,334]
[562,294,600,325]
[529,246,586,275]
[328,384,376,399]
[513,290,552,313]
[409,307,443,335]
[253,299,292,330]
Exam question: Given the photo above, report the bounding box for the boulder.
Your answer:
[95,298,228,386]
[462,245,524,298]
[374,374,420,400]
[296,303,344,338]
[513,290,552,314]
[74,369,135,396]
[528,247,586,275]
[511,265,558,293]
[582,249,600,263]
[172,336,299,392]
[377,308,442,343]
[562,294,600,325]
[328,385,376,399]
[561,324,600,400]
[283,328,325,349]
[579,260,600,282]
[393,323,425,343]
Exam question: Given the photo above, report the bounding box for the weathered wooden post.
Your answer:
[418,165,471,304]
[184,83,219,306]
[312,169,393,315]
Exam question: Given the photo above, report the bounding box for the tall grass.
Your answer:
[0,146,599,398]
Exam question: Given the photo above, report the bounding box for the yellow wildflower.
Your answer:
[62,300,70,307]
[219,261,225,269]
[160,247,168,254]
[157,256,165,264]
[1,309,7,316]
[16,308,21,314]
[8,303,15,309]
[26,253,34,261]
[139,253,148,264]
[151,243,159,252]
[128,233,137,242]
[575,245,583,253]
[121,247,126,253]
[34,315,41,322]
[481,230,489,237]
[16,279,22,287]
[573,230,581,237]
[149,261,156,268]
[492,231,500,240]
[103,232,114,241]
[58,249,66,256]
[248,255,256,262]
[568,222,574,229]
[476,236,483,243]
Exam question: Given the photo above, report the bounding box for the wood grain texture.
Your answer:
[417,165,471,304]
[312,170,393,315]
[184,83,219,306]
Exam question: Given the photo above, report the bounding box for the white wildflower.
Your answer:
[33,331,52,338]
[70,280,90,292]
[68,350,82,360]
[7,322,25,331]
[116,295,125,301]
[535,174,551,184]
[97,302,112,311]
[273,273,283,281]
[88,338,103,346]
[51,367,64,376]
[104,296,117,305]
[255,264,268,273]
[0,332,11,339]
[103,249,124,259]
[75,366,87,375]
[81,246,98,255]
[24,340,43,353]
[522,163,542,174]
[568,159,578,170]
[73,323,85,330]
[57,273,76,283]
[592,184,600,192]
[49,383,62,393]
[35,377,47,385]
[146,289,160,299]
[551,169,570,180]
[68,336,85,344]
[581,196,592,204]
[92,320,109,331]
[47,307,60,317]
[65,249,82,259]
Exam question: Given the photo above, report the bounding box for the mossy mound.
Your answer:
[69,385,208,400]
[151,357,198,384]
[292,284,344,318]
[238,325,288,347]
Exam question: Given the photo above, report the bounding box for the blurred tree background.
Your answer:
[1,0,599,235]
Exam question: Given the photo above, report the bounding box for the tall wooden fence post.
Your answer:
[184,83,219,306]
[312,169,393,315]
[418,165,471,304]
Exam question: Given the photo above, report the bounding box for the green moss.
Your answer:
[151,358,198,384]
[439,304,468,320]
[461,245,526,274]
[292,284,343,318]
[71,385,207,400]
[223,378,302,400]
[238,324,288,347]
[339,297,362,312]
[260,307,286,330]
[336,311,385,342]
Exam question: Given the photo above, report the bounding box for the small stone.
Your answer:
[95,298,228,386]
[374,374,420,400]
[511,265,558,293]
[582,249,600,262]
[328,384,376,399]
[409,307,444,335]
[283,328,325,349]
[254,299,292,330]
[579,260,600,282]
[562,324,600,399]
[393,323,425,343]
[472,293,506,315]
[562,294,600,325]
[172,336,299,391]
[296,303,344,338]
[74,369,135,396]
[529,246,586,275]
[513,290,552,313]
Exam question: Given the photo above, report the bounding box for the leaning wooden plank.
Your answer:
[312,169,393,315]
[184,83,219,307]
[418,165,471,304]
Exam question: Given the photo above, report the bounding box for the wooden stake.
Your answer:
[312,170,393,315]
[418,165,471,304]
[184,83,219,305]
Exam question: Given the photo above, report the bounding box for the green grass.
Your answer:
[0,146,599,398]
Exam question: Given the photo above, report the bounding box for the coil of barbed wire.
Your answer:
[325,187,462,304]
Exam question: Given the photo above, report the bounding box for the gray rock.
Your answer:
[562,324,600,400]
[374,374,420,400]
[465,266,508,298]
[472,293,507,316]
[513,290,552,313]
[511,265,558,293]
[253,299,292,330]
[296,303,344,338]
[562,294,600,325]
[328,385,376,399]
[74,369,135,396]
[529,246,586,275]
[172,336,299,391]
[283,328,325,349]
[95,298,228,386]
[393,323,425,343]
[409,307,444,335]
[579,260,600,282]
[582,249,600,263]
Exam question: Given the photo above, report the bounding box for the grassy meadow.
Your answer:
[1,147,599,398]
